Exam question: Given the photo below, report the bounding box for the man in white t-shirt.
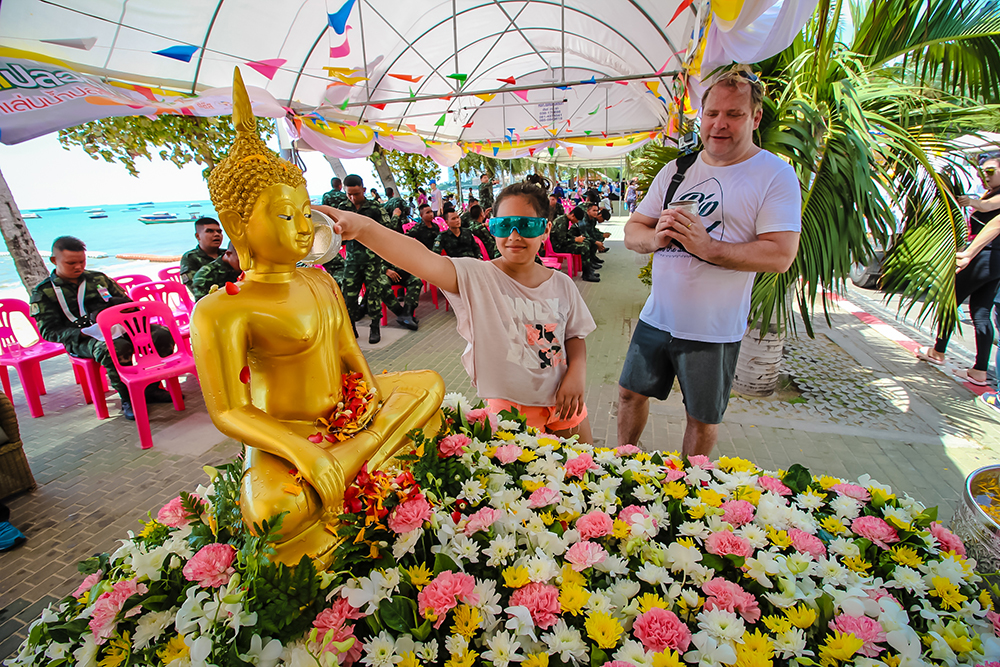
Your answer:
[429,180,443,217]
[618,67,802,457]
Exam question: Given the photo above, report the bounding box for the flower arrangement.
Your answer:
[7,393,1000,667]
[317,372,379,441]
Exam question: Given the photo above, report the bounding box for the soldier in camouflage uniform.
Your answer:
[337,175,418,343]
[583,202,610,253]
[466,204,499,259]
[552,206,600,282]
[407,204,440,250]
[190,244,242,300]
[30,236,175,420]
[179,218,223,286]
[433,206,482,259]
[321,177,348,208]
[383,187,409,220]
[478,173,496,213]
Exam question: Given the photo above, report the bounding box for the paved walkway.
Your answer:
[3,219,1000,657]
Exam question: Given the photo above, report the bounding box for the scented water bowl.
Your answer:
[951,464,1000,573]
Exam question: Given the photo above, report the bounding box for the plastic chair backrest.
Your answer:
[434,217,448,231]
[114,274,152,291]
[157,266,184,283]
[0,299,40,354]
[544,237,557,256]
[96,301,188,371]
[129,281,195,325]
[472,235,490,261]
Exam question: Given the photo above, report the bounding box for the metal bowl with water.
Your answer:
[950,465,1000,572]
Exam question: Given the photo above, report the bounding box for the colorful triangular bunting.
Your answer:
[497,76,516,85]
[512,89,529,102]
[153,45,198,62]
[447,73,468,84]
[41,37,97,51]
[246,58,287,80]
[493,146,500,156]
[434,114,446,127]
[330,29,352,58]
[328,0,356,34]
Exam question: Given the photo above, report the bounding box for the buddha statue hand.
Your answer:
[304,445,347,512]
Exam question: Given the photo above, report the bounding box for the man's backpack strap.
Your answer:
[662,151,701,209]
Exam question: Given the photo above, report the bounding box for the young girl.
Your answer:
[320,182,596,442]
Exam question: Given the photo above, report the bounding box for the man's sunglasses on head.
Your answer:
[488,216,548,238]
[984,167,997,177]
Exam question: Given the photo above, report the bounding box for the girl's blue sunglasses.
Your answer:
[488,216,548,238]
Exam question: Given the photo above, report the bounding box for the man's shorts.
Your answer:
[618,319,741,424]
[486,398,588,432]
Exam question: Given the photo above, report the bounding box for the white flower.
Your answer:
[416,639,439,663]
[889,566,928,594]
[499,419,521,431]
[585,591,614,615]
[773,628,808,659]
[525,551,560,583]
[742,551,781,588]
[685,467,713,486]
[636,564,672,586]
[132,608,178,649]
[238,635,283,667]
[459,479,486,504]
[828,537,861,559]
[679,521,711,539]
[794,491,826,511]
[484,534,518,567]
[830,495,861,520]
[613,639,653,667]
[72,634,99,667]
[445,634,469,657]
[684,632,737,667]
[474,579,503,631]
[392,528,422,560]
[483,630,523,667]
[505,605,538,641]
[664,541,703,575]
[443,392,472,414]
[595,555,629,577]
[543,619,588,664]
[738,524,769,549]
[176,586,212,635]
[882,506,912,529]
[189,635,214,667]
[697,608,744,642]
[44,643,71,661]
[630,514,658,539]
[363,631,396,667]
[635,484,659,502]
[130,544,169,581]
[451,534,481,564]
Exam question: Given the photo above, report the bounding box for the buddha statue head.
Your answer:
[208,68,311,272]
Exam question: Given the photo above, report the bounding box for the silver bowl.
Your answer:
[950,465,1000,573]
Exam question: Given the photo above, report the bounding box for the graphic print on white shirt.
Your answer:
[501,294,565,369]
[659,177,726,257]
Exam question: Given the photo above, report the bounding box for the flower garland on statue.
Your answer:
[7,393,1000,667]
[316,372,379,442]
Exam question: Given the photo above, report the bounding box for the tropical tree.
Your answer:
[374,149,438,197]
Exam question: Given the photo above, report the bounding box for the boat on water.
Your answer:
[22,212,41,219]
[188,203,201,207]
[138,212,197,224]
[85,208,105,214]
[122,207,140,212]
[89,213,108,219]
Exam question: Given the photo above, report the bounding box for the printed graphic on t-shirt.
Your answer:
[657,177,726,257]
[501,294,565,369]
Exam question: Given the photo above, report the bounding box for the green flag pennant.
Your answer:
[584,130,592,136]
[447,73,468,85]
[588,105,600,115]
[628,137,635,143]
[409,87,416,99]
[338,99,349,111]
[548,147,555,156]
[434,114,446,127]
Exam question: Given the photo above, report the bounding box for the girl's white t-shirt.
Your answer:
[635,150,801,343]
[443,258,596,406]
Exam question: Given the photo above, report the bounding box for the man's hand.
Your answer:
[596,241,606,251]
[957,195,985,212]
[659,208,712,257]
[554,369,585,421]
[386,268,401,282]
[393,207,402,217]
[319,206,370,240]
[574,235,585,243]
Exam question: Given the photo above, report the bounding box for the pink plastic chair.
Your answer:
[472,235,490,261]
[380,285,407,326]
[113,274,152,292]
[157,266,184,284]
[0,299,68,417]
[129,281,195,338]
[96,302,197,449]
[68,356,110,419]
[544,238,579,277]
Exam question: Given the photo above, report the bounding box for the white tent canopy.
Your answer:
[0,0,817,164]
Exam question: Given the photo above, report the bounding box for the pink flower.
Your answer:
[417,571,479,628]
[466,408,499,430]
[495,444,524,464]
[576,511,614,539]
[832,483,871,502]
[73,570,102,598]
[314,599,365,666]
[757,475,792,496]
[705,531,754,558]
[388,494,433,534]
[603,662,636,667]
[851,516,900,550]
[564,453,600,479]
[720,500,756,527]
[619,505,657,529]
[829,614,886,657]
[702,579,759,623]
[509,582,561,629]
[632,607,692,653]
[439,434,471,458]
[182,543,236,588]
[789,529,827,558]
[88,578,149,643]
[929,522,967,557]
[528,486,561,508]
[464,507,501,535]
[566,541,608,572]
[687,455,714,469]
[156,494,201,528]
[664,469,686,482]
[615,445,641,456]
[988,611,1000,637]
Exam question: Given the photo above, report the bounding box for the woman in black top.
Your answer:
[917,158,1000,385]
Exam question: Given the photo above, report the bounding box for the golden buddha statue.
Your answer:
[191,68,444,566]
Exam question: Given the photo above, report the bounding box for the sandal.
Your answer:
[980,392,1000,411]
[915,346,944,365]
[953,368,990,386]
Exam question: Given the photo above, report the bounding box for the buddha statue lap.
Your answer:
[191,68,444,567]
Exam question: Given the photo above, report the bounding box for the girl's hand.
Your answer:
[956,195,985,211]
[554,370,585,421]
[316,206,370,240]
[956,250,972,273]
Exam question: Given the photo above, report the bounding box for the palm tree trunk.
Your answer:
[0,167,48,291]
[369,145,399,194]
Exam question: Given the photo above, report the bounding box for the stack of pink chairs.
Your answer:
[0,299,69,418]
[129,281,196,338]
[157,266,185,284]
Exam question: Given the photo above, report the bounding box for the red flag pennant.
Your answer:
[667,0,694,26]
[601,131,607,138]
[566,147,574,157]
[606,142,614,147]
[497,76,516,85]
[389,73,423,82]
[406,124,417,132]
[462,122,474,128]
[371,103,387,110]
[439,95,453,101]
[528,147,536,156]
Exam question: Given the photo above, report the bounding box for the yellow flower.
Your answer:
[819,516,847,535]
[717,456,756,473]
[405,563,434,589]
[676,537,696,548]
[819,631,864,666]
[536,437,560,448]
[451,604,482,638]
[816,475,841,490]
[495,430,515,441]
[522,480,545,493]
[612,519,632,539]
[842,556,872,574]
[636,593,669,613]
[158,635,189,665]
[98,632,130,667]
[732,486,762,505]
[801,487,828,503]
[762,615,793,634]
[766,527,792,549]
[523,653,550,667]
[980,589,995,612]
[503,566,531,588]
[929,576,968,611]
[539,511,555,526]
[870,487,896,505]
[560,583,591,615]
[397,652,421,667]
[561,564,586,587]
[699,488,725,508]
[784,605,818,629]
[677,594,703,616]
[557,510,581,524]
[890,545,923,568]
[651,650,685,667]
[662,481,688,499]
[445,650,478,667]
[138,521,162,538]
[882,654,901,667]
[519,449,538,463]
[687,504,708,520]
[585,612,624,649]
[735,629,774,667]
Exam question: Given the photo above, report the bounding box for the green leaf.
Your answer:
[701,553,727,572]
[591,648,608,667]
[433,553,459,575]
[379,596,418,633]
[412,619,434,641]
[782,464,812,494]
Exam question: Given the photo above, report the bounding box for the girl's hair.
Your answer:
[525,173,551,191]
[493,182,550,219]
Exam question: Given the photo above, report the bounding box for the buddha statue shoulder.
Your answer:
[191,67,444,566]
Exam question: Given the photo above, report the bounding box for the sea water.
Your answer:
[2,199,220,290]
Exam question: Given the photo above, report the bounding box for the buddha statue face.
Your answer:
[220,183,313,270]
